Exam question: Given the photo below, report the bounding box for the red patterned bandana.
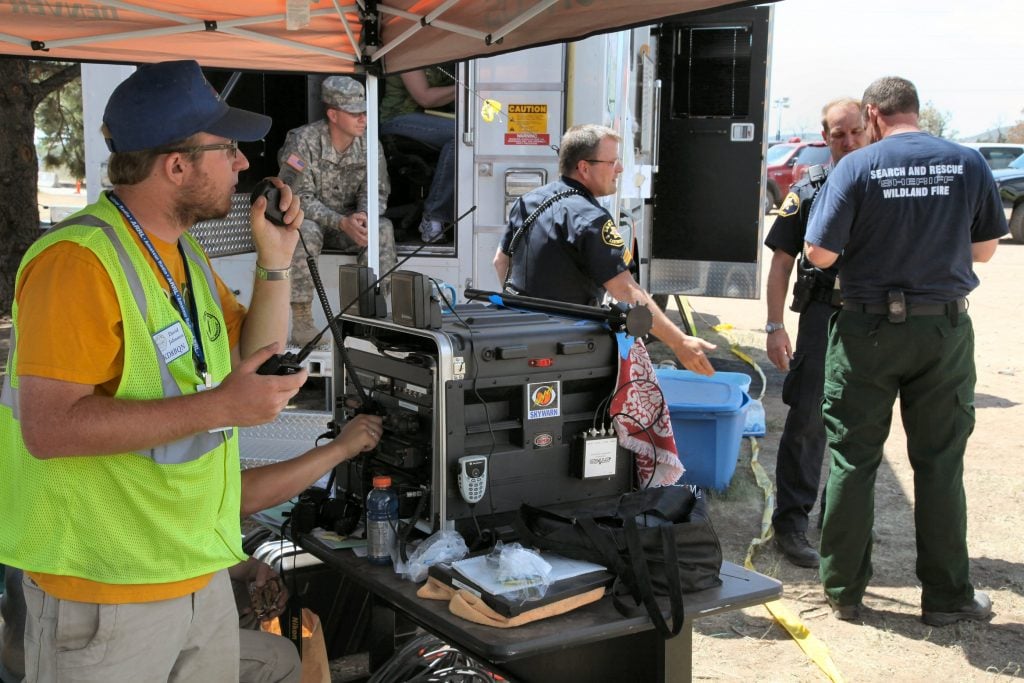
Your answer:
[610,337,683,487]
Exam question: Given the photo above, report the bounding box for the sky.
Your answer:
[768,0,1022,141]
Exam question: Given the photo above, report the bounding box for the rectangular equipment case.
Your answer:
[333,304,634,543]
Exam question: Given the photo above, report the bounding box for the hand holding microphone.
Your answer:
[251,153,306,226]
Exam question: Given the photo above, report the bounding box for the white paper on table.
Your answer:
[451,552,607,596]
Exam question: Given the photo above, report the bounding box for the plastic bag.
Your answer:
[743,397,766,437]
[486,541,552,602]
[398,530,469,582]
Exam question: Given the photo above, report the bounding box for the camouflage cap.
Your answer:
[321,76,366,113]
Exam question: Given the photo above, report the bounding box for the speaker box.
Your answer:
[390,270,441,329]
[338,264,385,318]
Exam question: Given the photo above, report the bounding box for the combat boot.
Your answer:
[290,301,319,347]
[774,530,820,568]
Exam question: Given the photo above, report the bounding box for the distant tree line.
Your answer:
[1007,113,1024,144]
[918,101,956,140]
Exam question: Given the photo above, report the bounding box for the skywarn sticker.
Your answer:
[601,220,625,248]
[778,191,801,217]
[526,381,560,420]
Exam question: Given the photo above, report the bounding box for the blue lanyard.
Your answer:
[108,192,209,384]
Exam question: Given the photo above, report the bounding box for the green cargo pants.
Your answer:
[818,308,977,611]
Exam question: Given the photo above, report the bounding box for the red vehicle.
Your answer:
[765,139,831,211]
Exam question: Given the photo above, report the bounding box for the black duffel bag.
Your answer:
[515,484,722,638]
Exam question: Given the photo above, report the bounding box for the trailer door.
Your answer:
[464,45,566,295]
[650,5,771,299]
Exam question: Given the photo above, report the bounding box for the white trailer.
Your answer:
[199,4,772,336]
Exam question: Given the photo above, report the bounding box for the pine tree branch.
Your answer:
[30,63,80,107]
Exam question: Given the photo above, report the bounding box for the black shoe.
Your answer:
[774,530,820,568]
[921,591,993,627]
[826,595,862,621]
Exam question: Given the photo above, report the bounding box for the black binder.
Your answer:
[428,560,613,618]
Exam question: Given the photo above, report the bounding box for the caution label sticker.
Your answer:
[505,104,550,145]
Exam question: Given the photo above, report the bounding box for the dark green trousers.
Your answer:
[819,309,976,611]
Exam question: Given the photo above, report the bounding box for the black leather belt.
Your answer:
[842,298,967,316]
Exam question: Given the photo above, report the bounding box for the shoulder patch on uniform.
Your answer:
[778,192,801,217]
[601,220,625,248]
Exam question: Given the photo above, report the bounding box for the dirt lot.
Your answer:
[1,218,1020,682]
[646,231,1024,682]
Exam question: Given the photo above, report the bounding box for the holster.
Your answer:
[789,277,813,313]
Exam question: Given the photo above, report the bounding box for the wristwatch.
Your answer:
[765,321,785,334]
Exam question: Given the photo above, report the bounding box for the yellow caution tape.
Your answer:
[744,437,845,683]
[674,306,845,682]
[711,323,764,398]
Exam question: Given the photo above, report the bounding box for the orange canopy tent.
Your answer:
[0,0,763,74]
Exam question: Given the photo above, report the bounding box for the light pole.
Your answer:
[773,97,790,141]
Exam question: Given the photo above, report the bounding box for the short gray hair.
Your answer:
[559,124,621,177]
[862,76,919,116]
[820,97,862,134]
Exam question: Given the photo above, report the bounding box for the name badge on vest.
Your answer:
[153,322,189,365]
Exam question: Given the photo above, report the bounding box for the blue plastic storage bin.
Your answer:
[690,369,764,437]
[655,368,751,490]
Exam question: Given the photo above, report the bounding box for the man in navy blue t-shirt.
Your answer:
[805,76,1007,626]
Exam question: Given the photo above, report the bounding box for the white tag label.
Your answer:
[153,322,189,365]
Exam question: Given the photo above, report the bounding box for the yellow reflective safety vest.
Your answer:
[0,193,245,584]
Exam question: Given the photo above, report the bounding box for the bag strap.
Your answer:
[573,516,630,580]
[618,512,685,638]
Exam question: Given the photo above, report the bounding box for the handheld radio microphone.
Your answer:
[250,153,306,226]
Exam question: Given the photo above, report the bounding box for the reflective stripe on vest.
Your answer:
[1,214,226,464]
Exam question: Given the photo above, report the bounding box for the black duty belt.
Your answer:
[842,298,967,316]
[810,287,843,308]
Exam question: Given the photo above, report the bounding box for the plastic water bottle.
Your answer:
[366,475,398,565]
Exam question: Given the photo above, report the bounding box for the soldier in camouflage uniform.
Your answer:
[279,76,396,346]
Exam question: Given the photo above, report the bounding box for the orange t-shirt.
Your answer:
[17,216,247,603]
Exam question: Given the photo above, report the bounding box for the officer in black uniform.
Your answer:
[493,124,716,376]
[764,98,868,567]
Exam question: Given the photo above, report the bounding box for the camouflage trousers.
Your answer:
[290,216,397,303]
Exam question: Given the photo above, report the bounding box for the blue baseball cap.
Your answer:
[103,60,271,153]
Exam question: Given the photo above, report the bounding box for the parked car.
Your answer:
[992,152,1024,242]
[765,140,830,211]
[959,142,1024,171]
